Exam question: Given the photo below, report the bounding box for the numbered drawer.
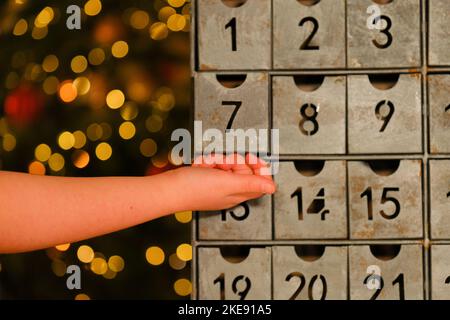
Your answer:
[349,245,424,300]
[194,73,269,153]
[348,74,422,154]
[273,75,346,155]
[429,75,450,154]
[348,160,423,239]
[274,160,347,239]
[347,0,421,68]
[197,0,271,70]
[198,247,271,300]
[198,196,271,240]
[429,160,450,239]
[273,0,346,69]
[429,0,450,66]
[273,245,348,300]
[431,245,450,300]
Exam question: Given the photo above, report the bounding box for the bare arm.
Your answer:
[0,154,275,253]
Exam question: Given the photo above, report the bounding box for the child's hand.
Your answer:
[166,153,276,211]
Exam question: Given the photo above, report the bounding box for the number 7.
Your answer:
[222,101,242,130]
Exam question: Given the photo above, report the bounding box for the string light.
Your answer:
[146,246,165,266]
[174,211,192,224]
[2,134,16,152]
[28,161,46,175]
[95,142,112,161]
[139,138,157,157]
[111,41,129,58]
[34,143,52,161]
[55,243,71,251]
[77,245,95,263]
[84,0,102,16]
[106,89,125,109]
[174,279,192,296]
[13,18,28,36]
[119,121,136,140]
[176,243,192,262]
[72,150,90,169]
[108,255,125,272]
[75,294,91,300]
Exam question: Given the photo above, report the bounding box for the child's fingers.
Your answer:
[233,174,276,195]
[245,153,273,180]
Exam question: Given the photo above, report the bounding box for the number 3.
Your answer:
[372,15,393,49]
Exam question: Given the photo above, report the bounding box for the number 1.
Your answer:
[225,17,237,51]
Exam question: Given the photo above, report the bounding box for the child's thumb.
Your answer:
[236,175,276,194]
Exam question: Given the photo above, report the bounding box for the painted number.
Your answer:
[299,17,319,50]
[372,15,393,49]
[364,273,405,300]
[286,272,327,300]
[214,273,251,300]
[299,103,319,136]
[222,101,242,130]
[375,100,395,132]
[291,187,330,221]
[221,202,250,221]
[225,17,237,51]
[361,187,401,220]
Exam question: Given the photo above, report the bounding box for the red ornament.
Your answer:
[4,84,45,126]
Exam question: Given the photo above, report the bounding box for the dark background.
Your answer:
[0,0,191,299]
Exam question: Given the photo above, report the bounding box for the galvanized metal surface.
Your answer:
[191,0,449,300]
[272,76,346,154]
[274,161,347,239]
[428,0,450,66]
[349,245,424,300]
[272,246,348,300]
[430,245,450,299]
[348,160,423,239]
[429,160,450,239]
[273,0,346,69]
[197,247,271,300]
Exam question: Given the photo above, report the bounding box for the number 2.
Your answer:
[299,17,319,50]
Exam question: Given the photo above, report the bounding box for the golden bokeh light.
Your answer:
[130,10,150,29]
[84,0,102,16]
[43,76,60,95]
[48,153,65,172]
[176,243,192,262]
[174,279,192,296]
[71,55,88,74]
[59,81,78,103]
[145,246,165,266]
[120,102,138,121]
[150,22,168,40]
[90,257,108,275]
[3,134,16,152]
[174,211,192,224]
[31,26,48,40]
[73,130,87,149]
[88,48,105,66]
[72,150,90,169]
[35,144,52,162]
[42,54,59,73]
[108,255,125,272]
[100,122,112,140]
[51,259,67,277]
[139,138,157,157]
[145,115,163,133]
[75,293,90,300]
[167,14,186,32]
[35,6,54,28]
[73,76,91,95]
[119,121,136,140]
[77,245,95,263]
[111,40,129,58]
[86,123,103,141]
[169,253,186,270]
[58,131,75,150]
[158,6,176,22]
[106,89,125,109]
[95,142,112,161]
[28,161,46,175]
[168,0,186,8]
[55,243,71,252]
[13,18,28,36]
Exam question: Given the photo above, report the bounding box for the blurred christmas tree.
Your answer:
[0,0,192,299]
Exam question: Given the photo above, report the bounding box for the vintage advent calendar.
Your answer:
[190,0,450,300]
